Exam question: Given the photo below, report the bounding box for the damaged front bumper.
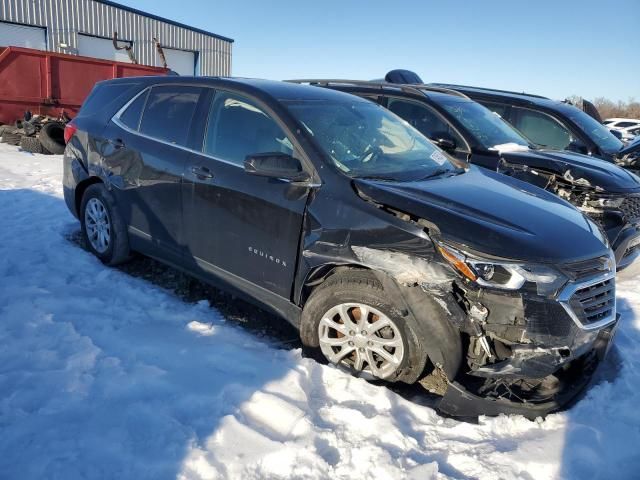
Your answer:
[432,252,619,419]
[438,317,619,419]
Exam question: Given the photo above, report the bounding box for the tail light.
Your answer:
[64,121,77,144]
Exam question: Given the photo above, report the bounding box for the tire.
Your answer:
[1,130,22,146]
[39,122,66,154]
[300,269,428,383]
[80,183,130,265]
[19,135,48,154]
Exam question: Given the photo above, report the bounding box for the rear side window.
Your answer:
[139,85,203,146]
[81,83,138,116]
[203,91,293,166]
[119,90,148,130]
[511,107,572,149]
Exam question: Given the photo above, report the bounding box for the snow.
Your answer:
[489,142,530,153]
[1,142,639,479]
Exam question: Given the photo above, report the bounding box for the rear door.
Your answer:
[105,84,204,260]
[182,89,311,298]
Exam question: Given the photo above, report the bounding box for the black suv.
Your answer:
[429,82,640,171]
[63,76,618,418]
[293,79,640,272]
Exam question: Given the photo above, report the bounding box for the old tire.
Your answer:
[80,183,130,266]
[1,130,22,146]
[19,135,48,154]
[300,269,428,383]
[39,122,66,154]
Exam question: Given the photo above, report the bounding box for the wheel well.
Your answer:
[299,263,370,307]
[75,177,103,215]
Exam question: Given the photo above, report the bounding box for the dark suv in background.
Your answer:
[64,76,617,418]
[429,82,640,172]
[291,79,640,272]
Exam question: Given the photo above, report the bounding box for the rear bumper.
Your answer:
[62,148,88,219]
[437,316,619,419]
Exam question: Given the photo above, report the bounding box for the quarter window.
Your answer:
[512,107,573,149]
[119,90,148,131]
[138,85,202,146]
[203,91,293,166]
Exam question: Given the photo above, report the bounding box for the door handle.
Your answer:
[191,166,214,180]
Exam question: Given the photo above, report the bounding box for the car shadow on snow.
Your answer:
[0,188,302,479]
[559,296,640,480]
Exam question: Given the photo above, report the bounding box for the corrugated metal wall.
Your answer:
[0,0,232,75]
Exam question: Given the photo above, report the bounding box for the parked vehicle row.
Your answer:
[61,74,634,419]
[289,78,640,272]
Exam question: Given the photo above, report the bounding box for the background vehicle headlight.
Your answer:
[437,243,567,295]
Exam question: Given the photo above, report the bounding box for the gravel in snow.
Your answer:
[0,142,639,479]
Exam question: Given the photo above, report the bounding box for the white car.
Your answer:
[603,117,640,131]
[620,125,640,143]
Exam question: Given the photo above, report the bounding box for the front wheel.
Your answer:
[80,183,130,265]
[300,270,427,382]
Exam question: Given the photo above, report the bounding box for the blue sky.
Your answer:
[118,0,639,102]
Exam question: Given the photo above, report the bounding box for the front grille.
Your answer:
[620,196,640,222]
[560,255,613,281]
[568,278,615,327]
[558,255,616,330]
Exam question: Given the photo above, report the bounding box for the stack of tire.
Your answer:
[0,119,66,155]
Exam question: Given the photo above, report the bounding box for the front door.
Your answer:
[182,90,311,299]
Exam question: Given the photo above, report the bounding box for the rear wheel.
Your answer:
[80,183,130,265]
[300,270,427,382]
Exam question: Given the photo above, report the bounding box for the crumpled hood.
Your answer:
[501,149,640,193]
[618,136,640,157]
[354,166,609,263]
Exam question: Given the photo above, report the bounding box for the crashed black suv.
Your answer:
[64,76,617,418]
[293,79,640,272]
[429,82,640,173]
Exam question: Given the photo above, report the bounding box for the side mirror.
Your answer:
[244,152,310,182]
[566,139,588,155]
[430,132,457,152]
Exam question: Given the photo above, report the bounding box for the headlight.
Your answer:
[436,243,567,295]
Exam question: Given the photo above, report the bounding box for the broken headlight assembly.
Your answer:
[582,196,624,210]
[436,242,568,296]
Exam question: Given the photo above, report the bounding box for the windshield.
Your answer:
[558,104,624,153]
[439,99,529,149]
[285,99,458,181]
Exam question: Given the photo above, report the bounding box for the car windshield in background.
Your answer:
[439,98,530,150]
[558,104,624,153]
[285,100,456,182]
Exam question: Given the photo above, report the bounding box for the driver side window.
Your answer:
[203,91,294,166]
[386,98,467,151]
[511,107,573,149]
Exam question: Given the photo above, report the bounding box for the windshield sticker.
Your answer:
[430,150,447,165]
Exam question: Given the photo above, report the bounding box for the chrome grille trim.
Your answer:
[558,270,616,331]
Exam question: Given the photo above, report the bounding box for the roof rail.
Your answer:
[430,83,549,100]
[285,79,469,99]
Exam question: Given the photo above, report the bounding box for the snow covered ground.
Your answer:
[1,142,639,480]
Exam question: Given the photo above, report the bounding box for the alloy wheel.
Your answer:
[318,303,405,379]
[84,197,111,254]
